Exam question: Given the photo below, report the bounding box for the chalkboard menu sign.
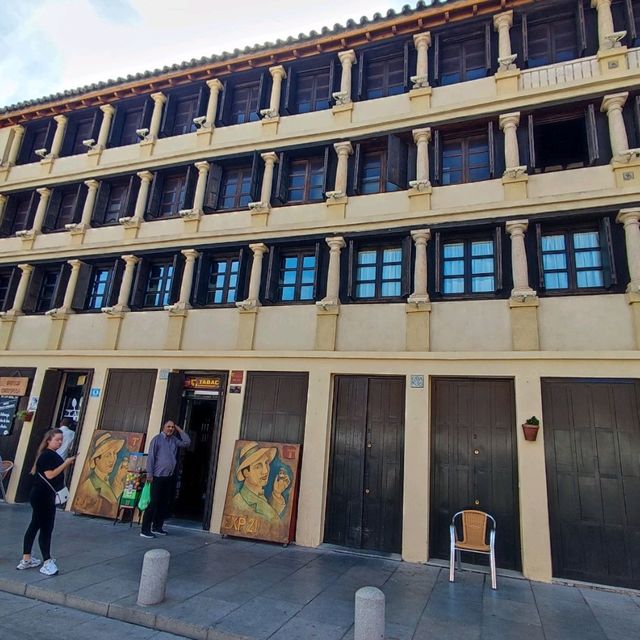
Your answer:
[0,396,19,436]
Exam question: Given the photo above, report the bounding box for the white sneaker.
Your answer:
[39,559,59,576]
[16,557,41,570]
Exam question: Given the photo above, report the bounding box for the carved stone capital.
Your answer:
[493,10,513,30]
[53,114,67,125]
[269,65,286,80]
[333,141,353,156]
[99,104,115,116]
[260,151,279,165]
[499,112,520,130]
[326,236,346,251]
[136,170,154,183]
[412,127,431,144]
[338,49,356,65]
[194,161,209,174]
[410,229,431,245]
[181,249,200,261]
[616,208,640,226]
[413,32,431,49]
[150,92,167,105]
[206,78,223,91]
[249,243,269,257]
[506,219,529,237]
[601,92,628,113]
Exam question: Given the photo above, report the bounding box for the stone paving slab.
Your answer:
[1,503,639,640]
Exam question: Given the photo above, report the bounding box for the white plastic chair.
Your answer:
[449,509,497,590]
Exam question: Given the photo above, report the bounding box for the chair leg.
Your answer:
[456,550,462,571]
[0,478,5,502]
[490,548,497,590]
[449,543,456,583]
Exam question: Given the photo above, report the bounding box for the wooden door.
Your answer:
[99,369,157,433]
[542,378,640,589]
[240,372,308,443]
[430,377,521,570]
[324,376,405,554]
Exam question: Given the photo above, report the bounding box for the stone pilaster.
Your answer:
[205,79,223,127]
[248,152,277,224]
[102,254,139,315]
[601,93,630,161]
[236,243,268,311]
[406,229,432,352]
[500,113,528,200]
[315,236,345,350]
[591,0,626,50]
[493,11,517,70]
[181,161,209,230]
[167,249,199,313]
[326,142,352,216]
[617,209,640,293]
[16,187,50,245]
[261,65,286,120]
[68,179,99,242]
[120,170,152,237]
[411,32,431,88]
[49,115,67,159]
[2,125,24,167]
[408,128,432,210]
[334,50,356,106]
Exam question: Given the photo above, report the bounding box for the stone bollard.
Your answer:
[354,586,385,640]
[137,548,170,606]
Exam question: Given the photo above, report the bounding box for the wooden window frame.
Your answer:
[131,255,182,310]
[535,218,616,295]
[60,109,101,157]
[356,42,411,101]
[284,62,335,115]
[217,72,268,126]
[194,249,248,307]
[93,176,139,226]
[0,191,38,236]
[146,166,195,220]
[42,184,86,233]
[17,119,55,165]
[264,243,322,304]
[346,237,412,302]
[0,267,20,312]
[274,148,330,205]
[81,260,122,312]
[352,134,410,195]
[108,97,152,148]
[160,84,207,138]
[433,23,492,85]
[203,153,261,213]
[434,229,503,299]
[22,263,69,315]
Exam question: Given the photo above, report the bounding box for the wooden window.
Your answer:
[130,255,182,309]
[284,64,334,114]
[143,260,175,308]
[274,148,330,205]
[84,261,121,310]
[108,98,152,147]
[217,72,267,126]
[433,124,495,185]
[194,249,247,306]
[61,111,100,157]
[161,86,206,137]
[528,105,599,173]
[434,229,503,298]
[357,44,410,100]
[230,81,261,124]
[43,185,85,232]
[93,177,138,226]
[17,120,55,165]
[352,134,410,195]
[0,267,19,312]
[146,167,195,219]
[433,24,491,85]
[536,219,616,293]
[277,250,317,302]
[521,4,587,68]
[219,165,253,210]
[0,191,38,236]
[21,264,68,314]
[625,0,640,45]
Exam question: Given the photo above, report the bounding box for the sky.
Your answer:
[0,0,412,109]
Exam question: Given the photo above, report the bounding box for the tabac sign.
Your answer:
[0,377,29,396]
[183,376,222,391]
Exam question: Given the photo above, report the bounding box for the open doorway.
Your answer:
[162,372,226,530]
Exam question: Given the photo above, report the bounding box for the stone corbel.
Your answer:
[604,31,627,49]
[498,54,518,71]
[409,179,432,193]
[44,307,72,319]
[503,166,527,179]
[164,302,189,317]
[119,216,141,228]
[101,304,127,318]
[315,298,340,312]
[235,298,260,311]
[614,148,640,164]
[179,208,202,221]
[260,108,279,120]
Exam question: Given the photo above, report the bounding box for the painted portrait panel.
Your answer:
[72,430,145,519]
[221,440,302,544]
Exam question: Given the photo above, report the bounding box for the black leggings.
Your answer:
[141,476,173,533]
[23,493,56,561]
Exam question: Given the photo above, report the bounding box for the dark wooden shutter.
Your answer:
[88,110,101,143]
[386,134,408,189]
[15,369,64,501]
[585,104,599,165]
[1,267,20,311]
[93,181,111,225]
[274,151,289,204]
[180,165,196,210]
[130,258,149,309]
[71,262,93,311]
[99,369,157,434]
[146,172,163,218]
[194,252,211,305]
[528,114,536,169]
[124,176,139,218]
[203,162,223,212]
[312,241,322,300]
[236,247,249,301]
[625,0,638,43]
[0,196,18,237]
[403,39,411,91]
[351,143,362,195]
[60,119,76,157]
[495,226,504,291]
[521,13,529,66]
[141,97,153,130]
[600,216,617,287]
[249,151,261,202]
[264,245,279,302]
[356,51,366,101]
[159,92,176,137]
[283,66,297,115]
[107,105,124,147]
[484,22,492,73]
[401,235,413,298]
[433,129,441,185]
[535,223,545,289]
[488,121,496,178]
[346,240,356,300]
[328,58,338,96]
[256,71,268,117]
[432,33,441,85]
[321,145,331,197]
[162,371,185,428]
[169,253,183,304]
[22,266,43,314]
[71,183,86,224]
[434,231,442,294]
[194,83,207,120]
[217,80,231,126]
[576,0,588,55]
[105,258,124,306]
[51,264,68,309]
[407,139,417,183]
[42,188,62,232]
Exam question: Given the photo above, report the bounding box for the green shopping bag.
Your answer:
[138,481,151,511]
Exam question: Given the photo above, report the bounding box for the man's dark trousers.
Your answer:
[141,476,173,534]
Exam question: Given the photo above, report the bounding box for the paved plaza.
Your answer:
[0,503,638,640]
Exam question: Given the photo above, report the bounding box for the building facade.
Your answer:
[0,0,639,589]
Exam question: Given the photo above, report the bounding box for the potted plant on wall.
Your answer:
[16,409,34,423]
[522,416,540,441]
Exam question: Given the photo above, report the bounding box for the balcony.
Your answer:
[519,56,599,90]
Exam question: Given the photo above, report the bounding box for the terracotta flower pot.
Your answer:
[522,423,539,441]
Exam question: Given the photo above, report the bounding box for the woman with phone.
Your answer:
[16,428,76,576]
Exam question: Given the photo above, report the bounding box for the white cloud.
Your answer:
[1,0,411,108]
